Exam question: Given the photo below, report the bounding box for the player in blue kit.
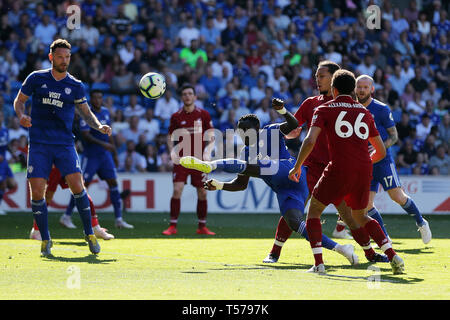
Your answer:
[61,90,133,229]
[0,111,18,215]
[13,39,112,256]
[179,98,359,266]
[356,75,432,244]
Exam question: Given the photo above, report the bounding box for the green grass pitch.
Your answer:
[1,212,449,300]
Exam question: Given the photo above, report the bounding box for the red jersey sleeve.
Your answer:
[168,112,178,135]
[293,99,309,126]
[202,109,213,131]
[310,106,327,130]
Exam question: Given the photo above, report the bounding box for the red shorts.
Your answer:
[173,164,207,188]
[312,164,372,210]
[305,162,327,193]
[47,167,69,193]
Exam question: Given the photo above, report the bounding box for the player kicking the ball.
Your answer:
[288,70,404,274]
[179,98,360,266]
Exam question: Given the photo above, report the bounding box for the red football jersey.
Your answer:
[168,106,213,159]
[311,95,379,172]
[294,95,333,167]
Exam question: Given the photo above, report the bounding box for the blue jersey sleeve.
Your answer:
[381,105,395,131]
[74,83,88,105]
[20,72,37,97]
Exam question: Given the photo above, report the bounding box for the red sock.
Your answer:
[335,218,346,232]
[271,217,293,256]
[351,227,376,259]
[364,219,396,261]
[88,195,99,228]
[33,220,39,231]
[306,218,323,266]
[197,199,207,228]
[170,197,180,227]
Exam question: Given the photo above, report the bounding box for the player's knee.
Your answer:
[6,178,17,190]
[197,187,207,200]
[283,209,302,231]
[389,189,407,205]
[106,179,118,188]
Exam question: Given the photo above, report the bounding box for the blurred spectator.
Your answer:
[154,89,180,123]
[144,143,159,172]
[411,152,429,175]
[109,4,132,37]
[253,97,271,127]
[438,113,450,143]
[407,91,427,120]
[8,117,28,140]
[409,66,428,93]
[428,144,450,175]
[138,108,160,143]
[178,17,200,48]
[112,109,129,134]
[180,39,207,69]
[111,63,136,95]
[34,15,57,46]
[118,39,135,66]
[356,55,376,77]
[124,94,145,119]
[121,116,144,145]
[118,140,146,173]
[211,51,233,83]
[396,140,418,175]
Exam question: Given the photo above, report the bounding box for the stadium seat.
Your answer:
[91,82,110,92]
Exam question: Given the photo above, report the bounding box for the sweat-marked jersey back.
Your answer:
[311,95,379,172]
[20,69,87,145]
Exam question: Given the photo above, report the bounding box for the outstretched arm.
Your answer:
[75,102,112,136]
[204,174,250,192]
[272,98,299,135]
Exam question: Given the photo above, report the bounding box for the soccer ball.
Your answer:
[139,72,166,99]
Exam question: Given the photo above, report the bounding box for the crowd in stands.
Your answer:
[0,0,448,175]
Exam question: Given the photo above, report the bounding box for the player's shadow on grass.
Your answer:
[55,241,87,247]
[392,247,434,255]
[45,254,117,264]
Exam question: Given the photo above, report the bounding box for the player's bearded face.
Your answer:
[51,48,71,73]
[356,83,372,104]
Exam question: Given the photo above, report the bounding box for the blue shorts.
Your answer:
[370,157,402,192]
[259,158,309,216]
[27,142,81,179]
[81,152,117,183]
[0,160,13,181]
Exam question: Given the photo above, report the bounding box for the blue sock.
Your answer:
[110,186,122,219]
[402,197,424,226]
[297,221,338,250]
[211,159,247,173]
[31,199,50,240]
[368,207,389,237]
[73,190,93,235]
[65,196,75,217]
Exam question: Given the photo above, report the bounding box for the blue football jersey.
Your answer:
[0,127,9,157]
[240,123,292,163]
[79,106,111,157]
[367,99,395,162]
[20,68,87,145]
